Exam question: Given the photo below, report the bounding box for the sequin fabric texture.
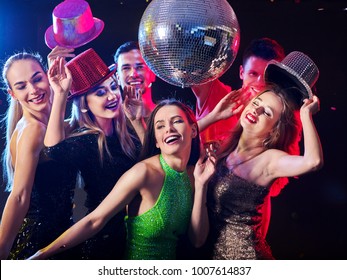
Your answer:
[207,164,274,260]
[45,129,141,259]
[125,154,193,260]
[9,148,77,259]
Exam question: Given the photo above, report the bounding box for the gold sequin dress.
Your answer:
[207,165,274,260]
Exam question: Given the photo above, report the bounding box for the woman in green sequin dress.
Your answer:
[28,99,216,260]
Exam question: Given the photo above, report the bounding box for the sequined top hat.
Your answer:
[66,48,116,99]
[45,0,104,49]
[265,51,319,106]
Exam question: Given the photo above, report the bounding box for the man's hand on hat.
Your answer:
[48,46,75,68]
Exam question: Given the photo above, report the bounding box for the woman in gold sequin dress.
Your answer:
[204,85,323,259]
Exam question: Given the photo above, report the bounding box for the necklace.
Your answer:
[225,149,264,171]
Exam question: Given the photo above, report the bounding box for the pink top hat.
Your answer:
[45,0,104,49]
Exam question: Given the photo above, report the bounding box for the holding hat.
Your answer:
[45,0,104,49]
[265,51,319,106]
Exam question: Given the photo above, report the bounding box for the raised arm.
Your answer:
[197,89,245,132]
[188,145,216,247]
[0,123,45,259]
[269,95,323,179]
[27,162,148,260]
[44,57,72,146]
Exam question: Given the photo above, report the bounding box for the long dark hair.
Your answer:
[140,99,200,165]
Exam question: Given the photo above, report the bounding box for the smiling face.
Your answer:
[240,90,284,138]
[154,105,197,157]
[116,49,155,96]
[85,77,122,129]
[7,59,51,114]
[239,56,270,98]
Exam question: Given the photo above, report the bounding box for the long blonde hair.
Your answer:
[1,52,46,191]
[68,91,138,164]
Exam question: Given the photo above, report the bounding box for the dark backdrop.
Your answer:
[0,0,346,259]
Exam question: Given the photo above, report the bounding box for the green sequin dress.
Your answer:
[125,154,193,259]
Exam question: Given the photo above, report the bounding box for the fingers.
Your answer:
[301,95,320,114]
[123,95,129,107]
[136,89,142,100]
[204,143,217,163]
[48,46,75,59]
[64,65,72,79]
[232,104,245,115]
[123,85,142,101]
[123,85,135,98]
[58,57,66,78]
[48,57,59,77]
[48,47,75,67]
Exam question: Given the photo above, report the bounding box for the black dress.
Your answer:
[206,165,274,260]
[45,129,140,259]
[9,148,77,259]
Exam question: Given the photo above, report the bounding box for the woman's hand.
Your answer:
[194,143,217,188]
[301,95,320,116]
[47,46,75,67]
[48,57,72,98]
[211,88,247,121]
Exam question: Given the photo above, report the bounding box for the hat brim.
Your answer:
[45,18,104,49]
[67,68,116,100]
[265,61,312,106]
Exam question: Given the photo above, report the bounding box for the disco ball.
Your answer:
[138,0,240,87]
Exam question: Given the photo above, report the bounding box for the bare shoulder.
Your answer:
[130,155,163,185]
[16,120,46,152]
[263,149,288,160]
[133,156,162,175]
[261,149,290,170]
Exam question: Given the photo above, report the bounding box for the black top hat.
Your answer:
[265,51,319,106]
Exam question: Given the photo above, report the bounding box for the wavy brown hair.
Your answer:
[219,85,302,196]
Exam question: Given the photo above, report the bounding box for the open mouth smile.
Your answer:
[29,93,45,104]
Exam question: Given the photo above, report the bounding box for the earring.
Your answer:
[148,82,152,88]
[81,108,88,113]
